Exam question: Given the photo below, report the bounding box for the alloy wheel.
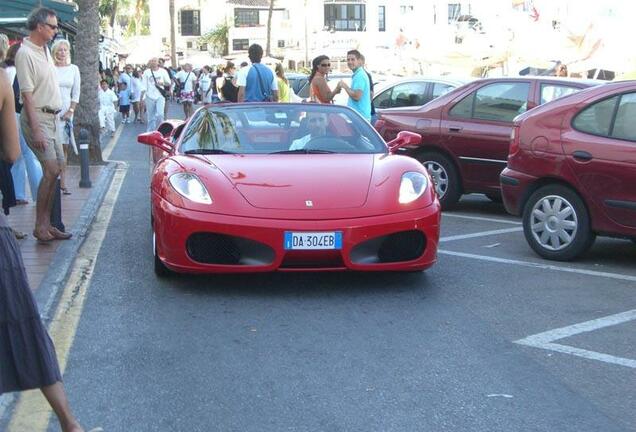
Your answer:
[423,161,449,199]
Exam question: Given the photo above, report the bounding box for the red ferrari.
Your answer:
[138,103,441,276]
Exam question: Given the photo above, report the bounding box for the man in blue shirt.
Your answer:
[338,49,371,121]
[237,44,279,102]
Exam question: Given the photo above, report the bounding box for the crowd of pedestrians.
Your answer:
[92,41,376,138]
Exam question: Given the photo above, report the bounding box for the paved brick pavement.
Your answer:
[6,164,105,292]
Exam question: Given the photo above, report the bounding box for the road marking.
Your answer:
[440,227,522,242]
[7,165,127,432]
[515,310,636,369]
[443,213,522,225]
[438,250,636,283]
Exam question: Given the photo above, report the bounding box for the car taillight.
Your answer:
[509,125,521,157]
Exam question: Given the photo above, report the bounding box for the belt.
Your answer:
[40,107,61,115]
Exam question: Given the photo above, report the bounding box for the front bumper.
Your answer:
[152,197,440,273]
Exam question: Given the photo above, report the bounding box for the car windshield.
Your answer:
[179,104,387,155]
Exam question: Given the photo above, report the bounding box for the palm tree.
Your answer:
[169,0,176,67]
[266,0,274,57]
[75,0,103,163]
[199,22,229,56]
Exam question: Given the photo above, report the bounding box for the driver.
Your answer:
[289,112,328,150]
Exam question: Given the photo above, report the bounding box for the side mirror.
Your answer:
[387,131,421,153]
[137,131,174,153]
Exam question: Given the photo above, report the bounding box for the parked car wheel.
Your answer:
[522,185,595,261]
[416,151,461,209]
[153,232,171,278]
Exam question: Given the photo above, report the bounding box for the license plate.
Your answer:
[284,231,342,250]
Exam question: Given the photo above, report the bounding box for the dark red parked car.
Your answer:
[501,80,636,261]
[375,77,599,208]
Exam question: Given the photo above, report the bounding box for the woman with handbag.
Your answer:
[175,63,197,118]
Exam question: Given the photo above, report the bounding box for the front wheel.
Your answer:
[416,151,461,210]
[522,185,595,261]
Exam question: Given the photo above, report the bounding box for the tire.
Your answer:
[153,231,171,278]
[522,185,595,261]
[416,151,461,210]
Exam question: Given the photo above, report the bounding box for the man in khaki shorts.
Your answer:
[16,7,71,242]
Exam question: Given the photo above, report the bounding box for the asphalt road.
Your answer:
[49,105,636,431]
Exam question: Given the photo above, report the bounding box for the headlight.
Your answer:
[169,173,212,204]
[399,172,428,204]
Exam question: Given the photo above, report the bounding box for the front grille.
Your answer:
[186,233,274,265]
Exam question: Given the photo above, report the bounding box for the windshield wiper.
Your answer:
[270,149,335,154]
[184,149,235,155]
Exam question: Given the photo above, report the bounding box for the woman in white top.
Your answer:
[52,39,80,195]
[130,68,143,123]
[198,66,212,104]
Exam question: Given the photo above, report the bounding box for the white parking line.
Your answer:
[443,213,522,225]
[440,227,522,242]
[515,310,636,368]
[438,250,636,283]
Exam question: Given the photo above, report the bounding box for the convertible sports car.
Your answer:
[138,103,440,276]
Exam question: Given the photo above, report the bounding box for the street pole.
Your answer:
[79,128,92,188]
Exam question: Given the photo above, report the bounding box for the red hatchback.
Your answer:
[375,77,598,208]
[501,80,636,261]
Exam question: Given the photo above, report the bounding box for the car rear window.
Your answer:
[540,84,580,104]
[572,96,618,136]
[432,83,455,98]
[611,93,636,141]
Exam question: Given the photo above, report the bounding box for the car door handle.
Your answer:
[572,150,593,161]
[448,126,463,133]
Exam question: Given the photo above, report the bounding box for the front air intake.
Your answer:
[186,233,275,265]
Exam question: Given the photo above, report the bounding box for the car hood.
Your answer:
[205,154,374,210]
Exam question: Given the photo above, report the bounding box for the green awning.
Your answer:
[0,0,77,29]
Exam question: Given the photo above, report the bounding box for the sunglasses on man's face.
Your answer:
[43,22,59,31]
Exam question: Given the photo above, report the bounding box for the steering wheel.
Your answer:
[305,136,353,151]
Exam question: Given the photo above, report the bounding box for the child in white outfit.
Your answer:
[98,79,118,135]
